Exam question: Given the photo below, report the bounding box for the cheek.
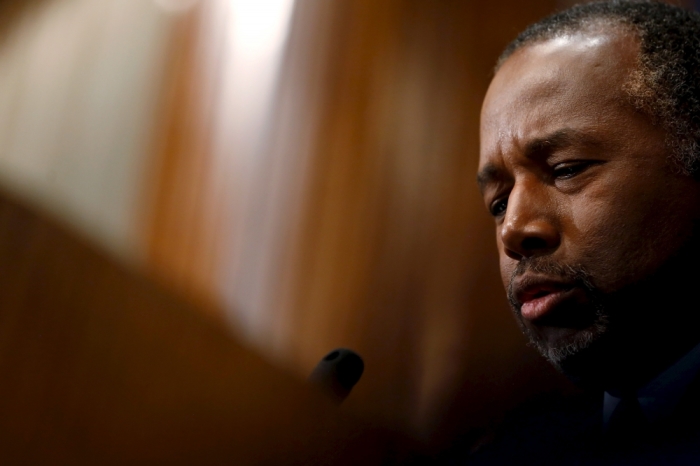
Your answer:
[568,198,623,258]
[566,174,699,292]
[569,216,631,291]
[497,236,516,289]
[567,186,647,286]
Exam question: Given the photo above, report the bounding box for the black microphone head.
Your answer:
[309,348,364,404]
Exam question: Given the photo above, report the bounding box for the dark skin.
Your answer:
[478,26,700,391]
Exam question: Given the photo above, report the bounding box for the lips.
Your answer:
[513,276,576,322]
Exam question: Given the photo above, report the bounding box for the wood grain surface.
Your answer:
[0,188,403,465]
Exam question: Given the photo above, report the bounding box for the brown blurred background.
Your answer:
[0,0,693,452]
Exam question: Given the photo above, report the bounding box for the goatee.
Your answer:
[507,258,609,380]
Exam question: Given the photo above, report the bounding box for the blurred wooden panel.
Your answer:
[0,0,172,260]
[0,187,406,464]
[142,4,223,310]
[260,0,571,446]
[142,0,576,451]
[0,0,46,36]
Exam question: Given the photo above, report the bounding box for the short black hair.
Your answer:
[498,1,700,175]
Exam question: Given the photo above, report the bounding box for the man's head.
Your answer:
[478,1,700,390]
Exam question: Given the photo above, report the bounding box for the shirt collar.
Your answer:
[603,341,700,426]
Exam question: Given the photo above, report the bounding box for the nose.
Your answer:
[500,182,560,260]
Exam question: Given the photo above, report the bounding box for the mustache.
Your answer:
[507,258,594,309]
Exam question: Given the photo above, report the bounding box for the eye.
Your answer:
[490,198,508,217]
[552,161,592,179]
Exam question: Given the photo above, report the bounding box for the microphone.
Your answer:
[309,348,364,404]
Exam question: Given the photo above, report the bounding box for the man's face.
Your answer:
[478,28,700,387]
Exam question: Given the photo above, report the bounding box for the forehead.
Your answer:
[479,29,642,173]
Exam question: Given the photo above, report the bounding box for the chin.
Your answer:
[523,322,611,387]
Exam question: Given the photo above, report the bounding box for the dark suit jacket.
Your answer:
[442,379,700,465]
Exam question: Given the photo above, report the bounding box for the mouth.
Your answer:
[520,289,574,322]
[513,277,578,323]
[510,270,607,369]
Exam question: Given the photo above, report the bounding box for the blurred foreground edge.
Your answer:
[0,187,412,465]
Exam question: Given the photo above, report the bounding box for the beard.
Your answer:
[506,244,700,390]
[506,258,611,384]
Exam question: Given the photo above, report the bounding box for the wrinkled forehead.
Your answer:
[479,29,641,166]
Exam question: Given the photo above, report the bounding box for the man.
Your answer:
[473,0,700,463]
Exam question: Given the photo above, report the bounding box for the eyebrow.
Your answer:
[524,128,600,159]
[476,128,602,192]
[476,164,502,193]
